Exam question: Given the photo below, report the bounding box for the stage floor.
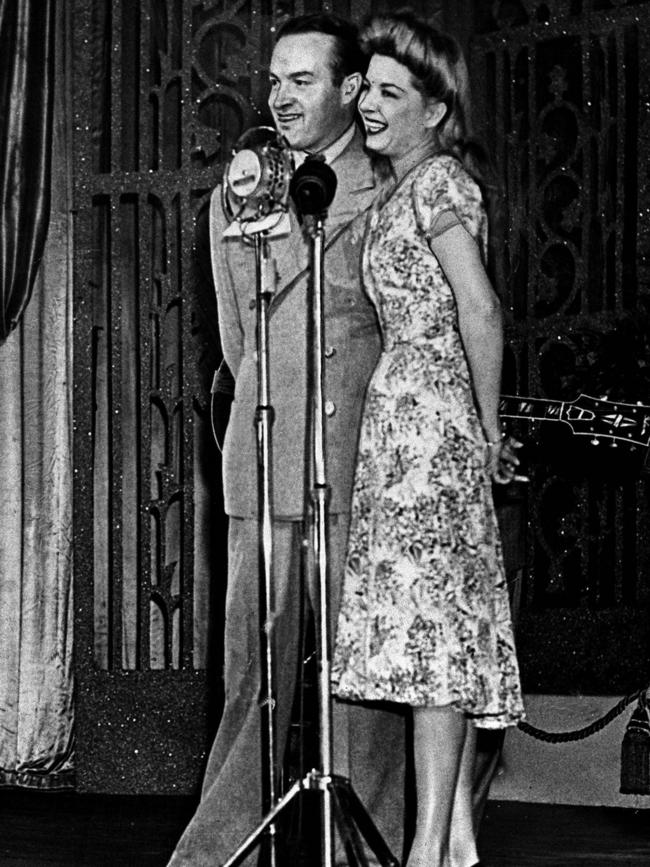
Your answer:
[0,790,647,865]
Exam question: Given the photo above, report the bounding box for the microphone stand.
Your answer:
[223,223,282,867]
[220,160,399,867]
[253,231,279,867]
[294,161,400,867]
[307,208,336,865]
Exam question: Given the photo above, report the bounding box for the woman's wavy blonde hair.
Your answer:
[360,10,493,194]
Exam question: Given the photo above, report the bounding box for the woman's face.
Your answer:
[358,54,439,160]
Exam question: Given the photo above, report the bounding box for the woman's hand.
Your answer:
[487,435,525,485]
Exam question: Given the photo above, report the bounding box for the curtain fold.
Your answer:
[0,0,74,789]
[0,0,56,343]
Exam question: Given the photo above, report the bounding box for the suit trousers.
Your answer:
[168,515,406,867]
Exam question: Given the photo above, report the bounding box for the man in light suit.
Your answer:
[168,14,405,867]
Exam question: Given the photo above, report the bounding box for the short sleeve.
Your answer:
[412,155,486,247]
[428,210,461,239]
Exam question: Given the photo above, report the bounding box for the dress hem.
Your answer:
[332,685,524,729]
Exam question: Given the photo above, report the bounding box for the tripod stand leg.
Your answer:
[330,780,369,867]
[220,778,304,867]
[333,777,401,867]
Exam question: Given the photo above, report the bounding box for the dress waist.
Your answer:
[383,331,459,352]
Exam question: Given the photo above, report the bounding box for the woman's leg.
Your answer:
[448,721,479,867]
[406,705,467,867]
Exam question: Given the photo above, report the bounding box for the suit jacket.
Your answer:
[210,128,382,519]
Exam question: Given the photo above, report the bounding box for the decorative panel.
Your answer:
[470,0,650,693]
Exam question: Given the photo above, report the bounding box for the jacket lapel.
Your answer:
[325,128,376,226]
[270,127,376,310]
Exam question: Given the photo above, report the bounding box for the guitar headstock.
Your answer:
[560,394,650,450]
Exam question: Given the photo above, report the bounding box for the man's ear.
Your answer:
[340,71,363,106]
[424,99,447,129]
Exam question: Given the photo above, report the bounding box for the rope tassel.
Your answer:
[620,691,650,795]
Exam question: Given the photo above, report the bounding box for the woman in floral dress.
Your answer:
[331,12,525,867]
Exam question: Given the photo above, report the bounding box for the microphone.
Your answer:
[222,126,294,237]
[289,156,337,216]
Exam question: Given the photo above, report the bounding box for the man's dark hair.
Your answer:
[275,13,367,84]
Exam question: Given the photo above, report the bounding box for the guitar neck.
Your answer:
[498,393,650,456]
[499,395,565,422]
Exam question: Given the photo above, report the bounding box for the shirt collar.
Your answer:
[293,122,356,168]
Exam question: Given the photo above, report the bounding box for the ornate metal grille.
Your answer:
[471,0,650,694]
[72,0,232,793]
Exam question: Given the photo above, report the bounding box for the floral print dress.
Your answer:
[331,154,524,728]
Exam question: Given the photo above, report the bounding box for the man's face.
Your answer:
[268,32,350,152]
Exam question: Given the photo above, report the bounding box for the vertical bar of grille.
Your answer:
[120,0,140,171]
[118,191,143,669]
[179,0,195,669]
[108,191,124,668]
[614,26,626,315]
[621,24,639,312]
[137,5,153,672]
[110,0,122,173]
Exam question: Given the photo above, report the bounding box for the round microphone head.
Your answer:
[289,157,337,216]
[222,126,293,225]
[226,149,263,199]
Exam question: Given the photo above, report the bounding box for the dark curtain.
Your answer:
[0,0,56,344]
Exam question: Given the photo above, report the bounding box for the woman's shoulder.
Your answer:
[409,153,486,238]
[413,152,478,191]
[411,152,484,216]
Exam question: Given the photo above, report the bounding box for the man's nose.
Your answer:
[271,82,293,108]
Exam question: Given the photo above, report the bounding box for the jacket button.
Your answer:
[324,345,336,358]
[325,400,336,417]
